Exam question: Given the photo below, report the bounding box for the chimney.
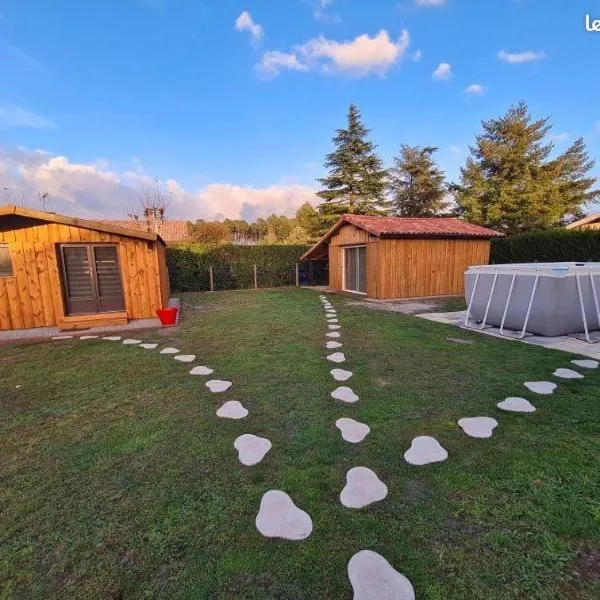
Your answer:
[144,206,164,234]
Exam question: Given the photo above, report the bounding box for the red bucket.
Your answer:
[156,307,178,326]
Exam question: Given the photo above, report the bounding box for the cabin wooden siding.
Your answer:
[325,222,491,299]
[0,221,169,331]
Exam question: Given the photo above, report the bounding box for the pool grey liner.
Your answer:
[464,263,600,340]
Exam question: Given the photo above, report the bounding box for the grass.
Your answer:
[1,288,599,599]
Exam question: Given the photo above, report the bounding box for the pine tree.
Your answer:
[317,104,388,231]
[295,202,321,241]
[454,102,599,234]
[388,145,448,216]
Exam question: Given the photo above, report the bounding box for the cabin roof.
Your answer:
[0,205,166,244]
[300,214,503,261]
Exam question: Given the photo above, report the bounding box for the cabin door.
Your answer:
[343,245,367,294]
[59,244,125,315]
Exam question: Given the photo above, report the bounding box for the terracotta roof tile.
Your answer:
[99,219,191,243]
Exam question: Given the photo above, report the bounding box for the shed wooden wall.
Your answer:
[373,238,491,299]
[0,221,169,331]
[326,223,491,299]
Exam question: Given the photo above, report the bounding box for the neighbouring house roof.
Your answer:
[566,213,600,229]
[300,214,503,261]
[0,205,166,244]
[98,219,191,243]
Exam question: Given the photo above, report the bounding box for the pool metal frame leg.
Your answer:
[464,271,480,327]
[589,269,600,334]
[479,272,499,329]
[499,269,517,336]
[576,272,591,343]
[519,269,540,339]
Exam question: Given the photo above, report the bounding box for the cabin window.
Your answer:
[0,244,13,277]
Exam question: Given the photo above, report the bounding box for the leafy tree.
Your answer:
[295,202,321,241]
[188,220,231,245]
[317,103,388,231]
[454,102,599,234]
[388,145,448,216]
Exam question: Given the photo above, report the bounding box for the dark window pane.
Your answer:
[0,245,13,277]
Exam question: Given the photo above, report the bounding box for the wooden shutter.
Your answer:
[93,246,124,312]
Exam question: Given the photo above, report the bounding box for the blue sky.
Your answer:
[0,0,599,220]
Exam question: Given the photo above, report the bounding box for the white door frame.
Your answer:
[342,244,367,295]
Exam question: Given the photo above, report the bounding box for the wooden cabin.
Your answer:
[301,214,502,300]
[566,213,600,231]
[0,206,170,331]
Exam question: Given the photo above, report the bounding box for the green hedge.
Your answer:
[167,244,311,292]
[491,229,600,264]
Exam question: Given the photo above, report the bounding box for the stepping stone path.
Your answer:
[206,379,232,393]
[335,418,370,443]
[446,337,474,345]
[234,434,272,466]
[122,339,141,345]
[497,397,536,413]
[52,335,72,340]
[404,436,448,465]
[328,324,341,330]
[553,368,584,379]
[255,490,313,540]
[327,318,339,323]
[331,368,353,382]
[571,359,598,369]
[189,365,214,376]
[102,336,121,341]
[331,386,359,403]
[160,347,180,354]
[326,341,343,349]
[217,400,248,419]
[458,417,498,438]
[340,467,388,508]
[524,381,557,395]
[326,352,346,363]
[79,335,99,340]
[174,354,196,363]
[348,550,415,600]
[139,343,158,349]
[326,331,341,338]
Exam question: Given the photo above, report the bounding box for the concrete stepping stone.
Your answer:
[524,381,557,395]
[139,343,158,349]
[348,550,415,600]
[404,436,448,465]
[326,341,343,349]
[206,380,232,393]
[189,365,214,376]
[326,352,346,363]
[79,335,99,340]
[335,418,370,443]
[216,400,248,419]
[458,417,498,438]
[497,397,536,413]
[331,386,359,403]
[160,347,180,354]
[234,434,272,466]
[326,331,341,338]
[328,324,342,330]
[102,336,121,341]
[340,467,388,508]
[52,335,73,340]
[174,354,196,363]
[331,368,353,382]
[446,337,474,345]
[571,359,598,369]
[553,368,584,379]
[255,490,313,540]
[122,339,141,345]
[327,318,339,323]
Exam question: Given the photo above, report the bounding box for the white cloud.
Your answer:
[257,30,410,78]
[0,146,319,221]
[464,83,484,95]
[432,62,452,80]
[235,11,264,42]
[415,0,447,6]
[412,50,423,61]
[256,51,309,78]
[0,105,56,129]
[313,0,341,23]
[497,50,546,64]
[550,132,570,142]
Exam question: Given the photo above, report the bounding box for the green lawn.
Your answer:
[1,289,599,599]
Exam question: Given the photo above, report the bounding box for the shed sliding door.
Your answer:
[344,246,367,294]
[60,244,125,315]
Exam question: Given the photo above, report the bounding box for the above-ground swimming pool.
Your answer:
[464,262,600,340]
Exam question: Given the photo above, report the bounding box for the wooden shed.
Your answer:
[0,205,170,331]
[301,214,502,300]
